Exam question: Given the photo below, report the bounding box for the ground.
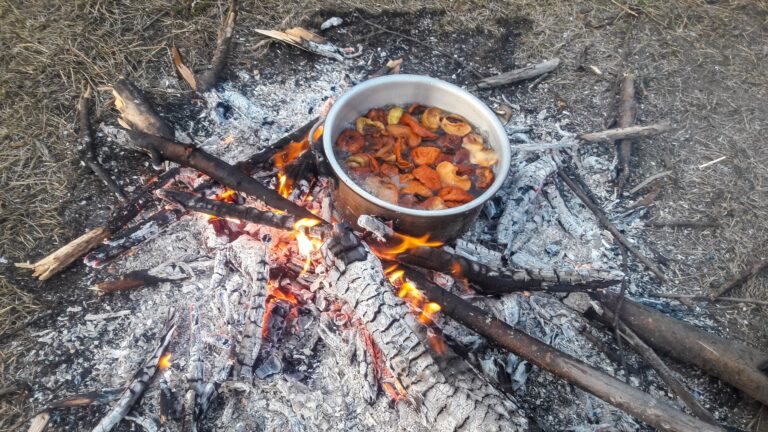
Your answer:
[1,0,767,430]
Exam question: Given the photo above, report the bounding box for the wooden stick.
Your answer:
[593,291,768,405]
[45,387,124,409]
[92,312,176,432]
[112,79,175,140]
[125,129,319,221]
[475,58,561,89]
[401,267,723,432]
[77,85,126,201]
[90,269,185,293]
[614,72,637,194]
[578,121,673,143]
[557,169,666,281]
[593,303,719,425]
[645,219,720,229]
[710,259,768,300]
[649,291,768,306]
[15,227,111,280]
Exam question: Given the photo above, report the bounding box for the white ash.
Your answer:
[13,49,736,432]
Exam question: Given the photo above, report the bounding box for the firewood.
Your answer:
[358,215,621,293]
[92,312,176,432]
[578,121,673,143]
[44,387,124,410]
[77,85,126,202]
[401,268,724,432]
[557,168,666,281]
[321,225,529,431]
[125,129,319,222]
[84,208,183,267]
[709,259,768,300]
[475,58,561,89]
[235,116,319,175]
[15,227,111,280]
[590,303,719,425]
[172,0,238,92]
[90,269,184,293]
[111,79,174,140]
[592,291,768,406]
[613,73,637,194]
[226,236,269,379]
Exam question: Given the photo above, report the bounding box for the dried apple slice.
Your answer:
[336,128,365,152]
[461,133,499,167]
[412,166,442,191]
[386,124,421,147]
[355,117,385,134]
[440,114,472,136]
[438,186,475,203]
[400,113,439,139]
[364,177,398,204]
[366,108,387,124]
[401,180,434,198]
[436,161,472,191]
[421,196,447,210]
[387,106,404,125]
[476,167,494,189]
[421,107,443,131]
[411,147,441,166]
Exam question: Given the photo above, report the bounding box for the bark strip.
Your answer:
[402,268,724,432]
[592,291,768,406]
[77,85,126,201]
[92,312,176,432]
[476,59,561,89]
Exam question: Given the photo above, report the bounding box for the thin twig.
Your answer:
[557,169,666,281]
[710,259,768,300]
[357,15,485,79]
[649,292,768,306]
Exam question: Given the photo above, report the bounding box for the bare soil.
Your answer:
[2,0,767,430]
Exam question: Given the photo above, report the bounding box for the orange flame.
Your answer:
[294,218,322,274]
[158,353,172,370]
[277,173,290,198]
[374,232,443,260]
[385,266,444,348]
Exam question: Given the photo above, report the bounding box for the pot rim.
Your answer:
[323,74,511,217]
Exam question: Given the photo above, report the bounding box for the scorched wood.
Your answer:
[322,225,528,431]
[401,268,725,432]
[92,312,176,432]
[90,269,184,293]
[112,79,175,140]
[475,59,561,89]
[592,291,768,406]
[125,129,319,221]
[578,122,673,143]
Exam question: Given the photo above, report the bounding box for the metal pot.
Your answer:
[323,75,511,242]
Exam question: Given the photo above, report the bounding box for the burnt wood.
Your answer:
[402,269,724,432]
[91,269,183,293]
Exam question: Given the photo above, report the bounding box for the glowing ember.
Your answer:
[158,352,172,370]
[373,232,443,260]
[418,302,441,325]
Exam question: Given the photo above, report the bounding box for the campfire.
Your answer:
[13,4,768,432]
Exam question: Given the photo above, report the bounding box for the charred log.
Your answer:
[235,117,319,175]
[85,208,183,267]
[358,215,621,293]
[401,268,724,432]
[112,79,174,140]
[77,85,126,201]
[125,129,319,221]
[322,225,528,431]
[592,291,768,406]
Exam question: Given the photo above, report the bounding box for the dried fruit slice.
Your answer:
[387,106,404,125]
[475,167,494,189]
[380,163,399,177]
[401,180,434,198]
[436,161,472,191]
[421,196,447,210]
[386,124,421,147]
[336,129,365,152]
[365,108,387,124]
[462,133,498,167]
[441,114,472,136]
[364,177,398,204]
[412,165,442,191]
[356,117,385,134]
[421,107,443,131]
[400,113,439,139]
[439,186,475,204]
[411,147,441,166]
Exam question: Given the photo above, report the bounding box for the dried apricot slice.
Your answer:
[412,165,442,191]
[412,147,441,166]
[336,129,364,152]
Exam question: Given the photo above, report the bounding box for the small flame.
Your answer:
[294,218,322,274]
[158,353,172,370]
[312,124,324,142]
[385,266,444,336]
[374,232,443,260]
[418,302,441,325]
[278,173,290,198]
